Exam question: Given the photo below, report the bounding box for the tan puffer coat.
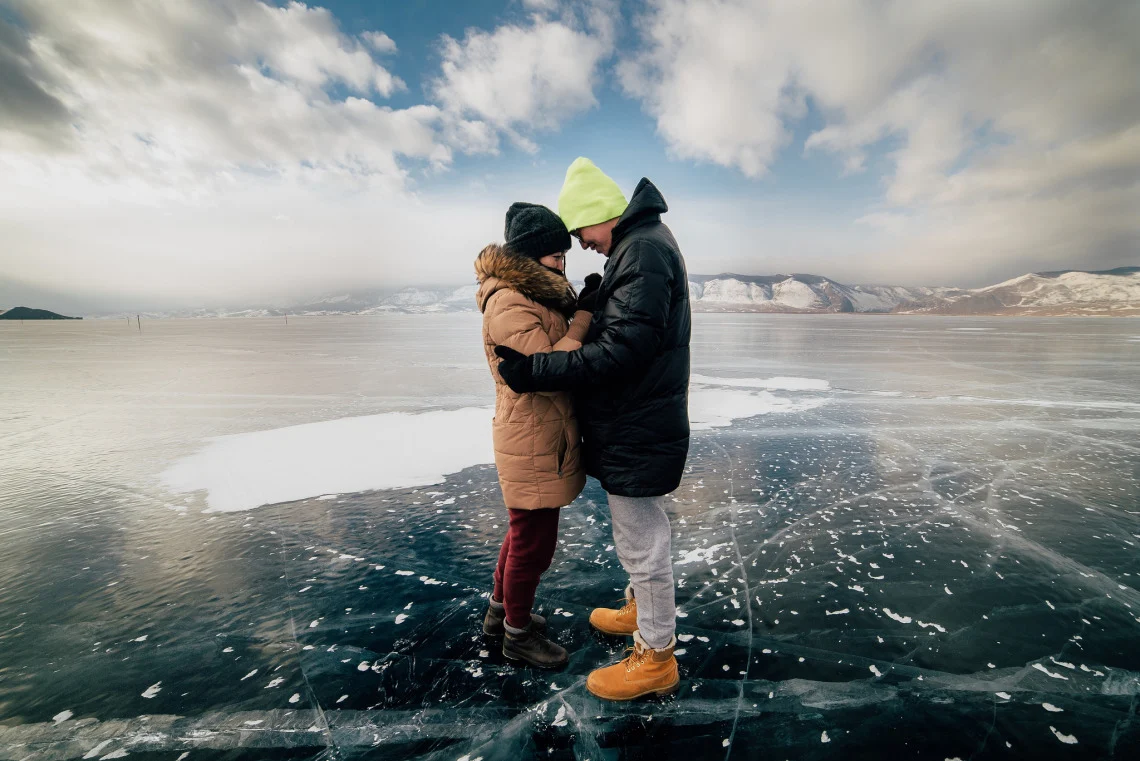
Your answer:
[475,244,591,509]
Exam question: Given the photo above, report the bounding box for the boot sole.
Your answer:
[586,678,680,701]
[502,651,568,669]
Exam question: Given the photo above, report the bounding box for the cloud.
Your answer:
[0,17,70,149]
[430,1,616,151]
[621,0,1140,284]
[0,0,450,201]
[362,31,398,55]
[0,0,523,307]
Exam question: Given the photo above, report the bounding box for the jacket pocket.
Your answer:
[556,427,569,477]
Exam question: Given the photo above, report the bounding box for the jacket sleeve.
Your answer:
[529,241,671,391]
[486,291,558,356]
[552,310,592,351]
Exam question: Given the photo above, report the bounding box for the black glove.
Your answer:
[576,272,603,313]
[494,345,538,393]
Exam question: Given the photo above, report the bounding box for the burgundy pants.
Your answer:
[492,507,561,629]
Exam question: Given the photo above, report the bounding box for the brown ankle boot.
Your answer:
[502,622,568,669]
[586,630,679,701]
[589,585,637,636]
[483,599,546,636]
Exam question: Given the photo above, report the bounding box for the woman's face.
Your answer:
[539,251,567,273]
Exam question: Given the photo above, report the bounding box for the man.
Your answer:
[494,157,691,700]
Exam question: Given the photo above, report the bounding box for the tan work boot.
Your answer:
[586,630,679,701]
[589,585,638,636]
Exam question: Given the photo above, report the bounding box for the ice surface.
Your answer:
[163,377,832,511]
[2,314,1139,759]
[690,374,831,391]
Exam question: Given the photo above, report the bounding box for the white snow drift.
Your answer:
[162,376,831,511]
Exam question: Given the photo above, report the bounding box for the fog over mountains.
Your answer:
[243,267,1140,318]
[12,267,1135,319]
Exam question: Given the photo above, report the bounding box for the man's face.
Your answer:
[572,220,616,256]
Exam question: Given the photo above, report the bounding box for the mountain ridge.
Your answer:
[18,266,1136,319]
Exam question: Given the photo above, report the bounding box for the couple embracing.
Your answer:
[473,158,691,701]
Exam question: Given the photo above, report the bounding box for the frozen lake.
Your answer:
[1,314,1138,760]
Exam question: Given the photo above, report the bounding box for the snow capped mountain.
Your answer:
[75,267,1138,318]
[688,273,965,313]
[288,286,480,316]
[896,267,1140,316]
[688,268,1139,315]
[259,267,1140,316]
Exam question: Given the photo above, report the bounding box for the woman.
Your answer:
[474,202,593,668]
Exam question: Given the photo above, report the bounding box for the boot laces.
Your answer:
[623,645,650,672]
[618,598,636,617]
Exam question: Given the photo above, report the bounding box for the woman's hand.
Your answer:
[576,272,602,313]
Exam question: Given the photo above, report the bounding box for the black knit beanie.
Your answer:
[504,202,571,260]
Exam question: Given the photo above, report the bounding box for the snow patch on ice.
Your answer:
[917,620,947,633]
[1049,727,1078,744]
[1033,663,1069,680]
[690,375,830,392]
[676,543,728,565]
[161,407,496,512]
[141,682,161,699]
[1035,660,1067,678]
[689,387,828,431]
[83,740,113,759]
[162,376,838,510]
[883,608,912,624]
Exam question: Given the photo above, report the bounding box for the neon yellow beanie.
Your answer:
[557,157,628,232]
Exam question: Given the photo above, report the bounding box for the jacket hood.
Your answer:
[474,244,577,316]
[611,178,668,249]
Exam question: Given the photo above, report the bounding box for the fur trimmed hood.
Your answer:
[474,244,577,317]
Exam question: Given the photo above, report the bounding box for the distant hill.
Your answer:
[0,306,81,320]
[198,267,1140,317]
[72,265,1140,319]
[893,267,1140,316]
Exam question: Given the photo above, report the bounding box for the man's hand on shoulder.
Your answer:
[494,346,538,393]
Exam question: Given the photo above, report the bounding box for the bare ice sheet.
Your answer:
[2,314,1139,759]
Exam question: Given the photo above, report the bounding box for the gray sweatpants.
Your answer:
[607,493,676,649]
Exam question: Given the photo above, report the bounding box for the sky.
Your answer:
[0,0,1137,312]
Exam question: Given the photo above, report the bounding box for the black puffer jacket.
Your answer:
[529,178,691,497]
